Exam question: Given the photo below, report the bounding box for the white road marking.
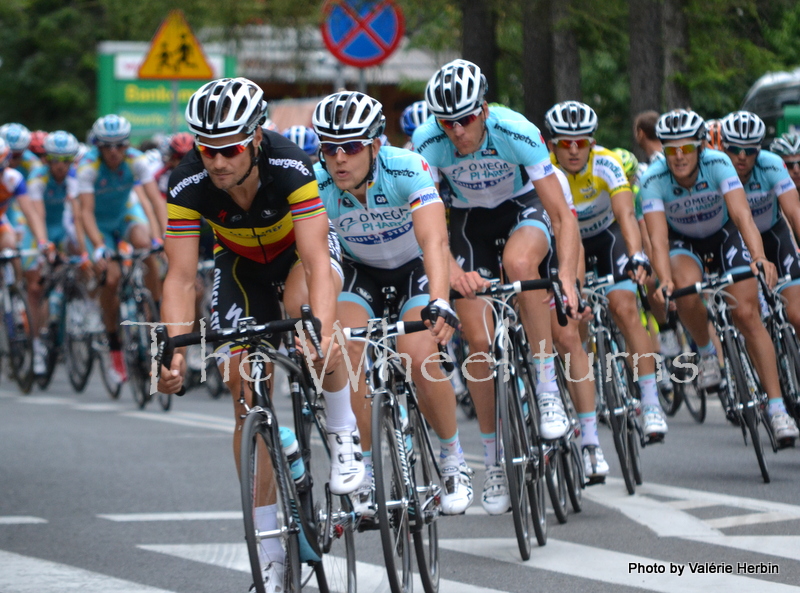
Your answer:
[72,403,126,412]
[0,549,177,593]
[0,516,47,525]
[686,535,800,563]
[13,395,76,405]
[440,537,800,592]
[705,512,800,529]
[99,512,242,522]
[120,411,234,433]
[141,543,508,593]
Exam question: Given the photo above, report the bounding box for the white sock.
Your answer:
[255,505,284,564]
[439,432,464,464]
[323,384,357,432]
[638,373,659,407]
[534,355,558,393]
[481,432,497,466]
[578,412,599,447]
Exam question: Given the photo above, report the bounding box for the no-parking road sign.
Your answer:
[321,0,405,68]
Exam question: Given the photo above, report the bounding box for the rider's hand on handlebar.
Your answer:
[752,257,777,289]
[157,351,186,395]
[451,270,490,299]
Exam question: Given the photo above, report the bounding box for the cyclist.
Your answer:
[414,59,582,513]
[23,131,87,375]
[0,123,43,176]
[155,133,194,197]
[157,78,365,590]
[282,125,320,164]
[311,91,472,515]
[770,133,800,190]
[642,109,800,444]
[546,102,667,452]
[633,111,663,167]
[76,114,165,381]
[29,130,48,160]
[719,112,800,333]
[400,100,430,149]
[706,119,724,151]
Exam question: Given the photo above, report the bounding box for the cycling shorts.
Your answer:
[449,189,556,281]
[761,217,800,286]
[210,233,343,357]
[669,218,751,275]
[582,221,636,294]
[96,202,148,247]
[339,256,429,319]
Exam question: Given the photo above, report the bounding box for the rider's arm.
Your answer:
[411,201,450,302]
[77,191,106,252]
[294,212,338,340]
[16,194,47,245]
[778,187,800,241]
[132,185,158,243]
[141,179,167,239]
[642,210,672,287]
[610,189,644,256]
[161,233,199,336]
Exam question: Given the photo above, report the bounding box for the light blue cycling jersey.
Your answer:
[12,150,42,177]
[412,105,554,210]
[739,150,796,233]
[76,146,152,227]
[640,148,743,239]
[27,164,78,240]
[315,145,442,269]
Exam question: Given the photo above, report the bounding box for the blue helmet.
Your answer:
[282,125,320,157]
[400,101,430,137]
[44,131,80,157]
[91,114,131,144]
[0,123,31,151]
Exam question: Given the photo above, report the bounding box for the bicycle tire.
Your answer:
[777,328,800,423]
[659,357,683,416]
[409,397,440,593]
[7,285,34,394]
[36,321,59,390]
[97,340,123,399]
[371,389,413,593]
[545,447,568,524]
[240,409,302,593]
[497,360,533,560]
[681,371,707,423]
[596,333,635,494]
[722,332,770,483]
[304,380,356,593]
[64,289,95,393]
[122,289,159,409]
[562,439,583,513]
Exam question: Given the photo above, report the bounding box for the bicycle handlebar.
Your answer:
[669,268,755,300]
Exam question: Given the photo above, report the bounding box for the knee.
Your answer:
[732,299,759,331]
[502,256,540,282]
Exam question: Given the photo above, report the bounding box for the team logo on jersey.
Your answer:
[749,182,761,190]
[673,188,683,196]
[481,148,498,157]
[342,197,354,208]
[668,202,682,213]
[261,209,277,218]
[218,209,227,222]
[374,194,388,205]
[231,214,243,223]
[356,287,373,303]
[695,181,709,191]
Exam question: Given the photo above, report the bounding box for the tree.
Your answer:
[629,0,663,155]
[663,0,691,109]
[523,0,554,131]
[460,0,497,102]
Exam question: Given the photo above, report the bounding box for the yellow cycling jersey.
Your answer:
[550,146,630,238]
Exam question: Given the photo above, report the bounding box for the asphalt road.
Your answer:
[2,364,800,593]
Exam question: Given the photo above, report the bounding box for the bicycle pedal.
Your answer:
[777,437,796,450]
[645,433,665,445]
[355,515,380,532]
[585,476,606,486]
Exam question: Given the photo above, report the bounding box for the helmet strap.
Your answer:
[235,139,259,186]
[353,144,375,191]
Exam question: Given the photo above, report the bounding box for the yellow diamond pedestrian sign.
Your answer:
[138,10,214,80]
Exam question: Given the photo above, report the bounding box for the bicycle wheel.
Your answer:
[409,398,440,593]
[121,289,159,409]
[562,439,583,513]
[722,332,770,483]
[304,384,356,593]
[498,357,535,559]
[240,410,302,593]
[36,321,59,390]
[596,334,635,494]
[659,359,683,416]
[545,446,568,524]
[371,389,413,593]
[7,285,34,394]
[680,366,707,423]
[777,328,800,422]
[64,289,95,393]
[96,338,123,399]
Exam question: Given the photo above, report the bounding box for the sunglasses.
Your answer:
[785,160,800,170]
[437,109,482,130]
[195,136,253,159]
[722,143,759,156]
[319,139,372,157]
[663,142,701,156]
[98,142,128,151]
[47,155,74,163]
[554,137,593,150]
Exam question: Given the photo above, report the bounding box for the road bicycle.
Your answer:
[0,248,35,393]
[582,272,646,495]
[158,306,356,593]
[669,268,777,483]
[36,254,97,392]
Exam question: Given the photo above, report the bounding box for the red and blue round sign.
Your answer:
[321,0,405,68]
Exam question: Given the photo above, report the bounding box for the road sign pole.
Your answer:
[171,80,179,134]
[358,69,366,93]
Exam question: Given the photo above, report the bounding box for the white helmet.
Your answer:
[185,78,268,139]
[655,109,706,142]
[544,101,598,137]
[400,101,430,136]
[91,115,131,144]
[44,131,80,157]
[0,123,31,151]
[720,111,765,145]
[312,92,386,140]
[425,59,487,119]
[770,133,800,156]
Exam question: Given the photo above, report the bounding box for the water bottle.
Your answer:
[48,288,64,323]
[279,427,309,491]
[398,404,414,458]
